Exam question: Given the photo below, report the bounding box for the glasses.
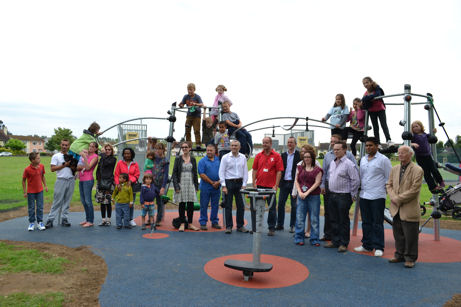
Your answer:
[304,156,312,159]
[181,146,189,149]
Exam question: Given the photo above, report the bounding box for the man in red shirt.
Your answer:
[252,137,284,236]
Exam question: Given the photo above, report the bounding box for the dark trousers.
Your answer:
[329,192,353,247]
[277,180,297,228]
[392,213,419,262]
[101,203,112,218]
[323,182,332,240]
[359,198,385,251]
[415,154,444,191]
[345,127,364,157]
[179,202,194,224]
[224,179,245,228]
[331,128,348,143]
[369,110,391,144]
[250,185,277,232]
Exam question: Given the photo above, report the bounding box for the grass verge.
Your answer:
[0,292,64,307]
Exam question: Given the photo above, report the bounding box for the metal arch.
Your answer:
[247,124,332,134]
[100,117,170,135]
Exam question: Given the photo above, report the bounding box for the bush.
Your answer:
[11,150,27,156]
[0,147,12,153]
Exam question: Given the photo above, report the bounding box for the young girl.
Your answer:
[322,94,349,141]
[410,120,445,193]
[346,98,365,157]
[210,84,232,123]
[202,107,216,145]
[144,151,155,174]
[140,173,159,230]
[361,77,393,146]
[112,173,134,229]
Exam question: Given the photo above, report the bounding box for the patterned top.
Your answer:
[174,162,197,203]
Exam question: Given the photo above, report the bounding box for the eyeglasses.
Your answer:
[304,156,312,159]
[181,146,189,149]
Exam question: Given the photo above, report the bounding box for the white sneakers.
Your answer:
[129,220,137,227]
[374,250,384,257]
[28,223,35,231]
[37,222,46,231]
[28,222,46,231]
[354,246,371,252]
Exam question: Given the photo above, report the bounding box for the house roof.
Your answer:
[10,135,45,142]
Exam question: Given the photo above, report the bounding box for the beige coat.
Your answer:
[386,162,424,222]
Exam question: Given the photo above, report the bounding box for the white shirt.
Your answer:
[51,152,74,179]
[284,151,295,181]
[360,151,392,200]
[219,152,248,187]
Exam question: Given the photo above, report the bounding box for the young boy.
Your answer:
[202,107,216,145]
[214,121,231,160]
[22,152,48,231]
[140,173,159,230]
[178,83,204,148]
[112,173,134,229]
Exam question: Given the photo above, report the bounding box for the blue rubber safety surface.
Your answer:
[1,210,461,307]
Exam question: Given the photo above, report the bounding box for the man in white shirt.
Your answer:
[219,140,249,234]
[354,137,392,257]
[45,139,75,228]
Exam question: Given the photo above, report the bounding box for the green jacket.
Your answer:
[70,130,97,154]
[112,182,133,204]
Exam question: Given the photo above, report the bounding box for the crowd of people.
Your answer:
[22,78,441,269]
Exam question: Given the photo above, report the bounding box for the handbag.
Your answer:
[132,181,142,193]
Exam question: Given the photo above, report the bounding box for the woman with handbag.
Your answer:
[172,141,199,232]
[95,143,117,226]
[114,147,140,227]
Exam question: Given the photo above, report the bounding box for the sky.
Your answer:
[1,0,460,145]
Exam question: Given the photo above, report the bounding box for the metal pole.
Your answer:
[403,84,412,146]
[166,103,176,164]
[426,93,440,241]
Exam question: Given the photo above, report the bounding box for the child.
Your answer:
[410,120,445,193]
[68,122,101,174]
[214,121,231,160]
[210,84,232,122]
[220,101,253,156]
[140,173,159,230]
[112,173,134,229]
[178,83,204,148]
[346,98,365,157]
[202,107,216,145]
[322,94,349,141]
[22,152,48,231]
[144,151,155,174]
[361,76,393,146]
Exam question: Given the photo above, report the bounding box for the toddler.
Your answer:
[140,173,159,230]
[112,173,134,229]
[214,121,231,160]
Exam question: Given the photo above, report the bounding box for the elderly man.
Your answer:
[387,145,423,268]
[321,134,356,241]
[276,136,301,232]
[219,140,249,234]
[45,139,75,228]
[324,141,360,252]
[198,144,222,230]
[252,137,284,236]
[354,137,392,257]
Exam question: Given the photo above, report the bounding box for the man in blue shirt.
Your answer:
[354,137,392,257]
[198,144,221,230]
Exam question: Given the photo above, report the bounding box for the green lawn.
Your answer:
[0,292,64,307]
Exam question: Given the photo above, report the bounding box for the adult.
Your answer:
[114,147,140,227]
[324,141,360,252]
[276,136,301,233]
[219,140,249,234]
[172,141,199,232]
[95,143,117,226]
[252,137,284,236]
[45,139,75,228]
[294,149,323,246]
[361,76,393,146]
[386,146,423,268]
[320,135,357,241]
[149,142,169,226]
[198,144,221,230]
[77,142,99,227]
[353,137,392,256]
[178,83,204,148]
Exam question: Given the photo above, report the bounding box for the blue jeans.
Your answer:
[79,180,94,223]
[27,191,44,223]
[199,187,221,225]
[277,180,297,228]
[295,195,320,244]
[359,198,385,251]
[116,203,130,226]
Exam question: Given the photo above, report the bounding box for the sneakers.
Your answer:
[61,219,71,227]
[45,220,53,229]
[37,222,45,231]
[28,223,35,231]
[211,224,222,229]
[237,227,249,233]
[354,246,372,253]
[129,220,137,227]
[200,225,208,231]
[374,250,384,257]
[267,230,275,236]
[225,227,232,234]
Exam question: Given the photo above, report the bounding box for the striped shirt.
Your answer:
[328,155,360,197]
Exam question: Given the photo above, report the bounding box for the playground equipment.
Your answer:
[224,188,276,281]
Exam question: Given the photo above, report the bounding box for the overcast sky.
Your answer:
[1,0,460,145]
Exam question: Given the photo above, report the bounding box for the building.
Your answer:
[0,121,9,147]
[10,135,46,153]
[264,130,315,152]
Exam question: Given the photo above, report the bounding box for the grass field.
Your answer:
[0,155,456,222]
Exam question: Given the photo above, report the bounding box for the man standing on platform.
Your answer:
[252,137,284,236]
[320,134,356,241]
[386,145,423,268]
[324,141,360,252]
[354,137,392,257]
[219,140,249,234]
[276,136,301,233]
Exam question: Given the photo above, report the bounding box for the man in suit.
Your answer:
[276,136,301,233]
[386,145,423,268]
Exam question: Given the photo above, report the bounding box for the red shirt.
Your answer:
[252,149,284,188]
[23,164,45,193]
[114,160,140,185]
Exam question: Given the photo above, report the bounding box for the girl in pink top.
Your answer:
[210,85,232,123]
[346,98,365,157]
[78,142,99,227]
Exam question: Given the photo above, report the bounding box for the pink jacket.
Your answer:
[114,160,140,185]
[348,109,365,130]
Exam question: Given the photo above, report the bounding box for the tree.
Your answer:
[5,138,26,151]
[45,128,76,151]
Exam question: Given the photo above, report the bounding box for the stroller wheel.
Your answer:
[452,207,461,220]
